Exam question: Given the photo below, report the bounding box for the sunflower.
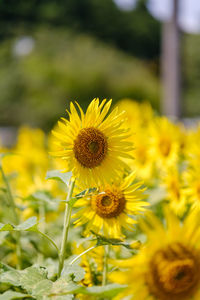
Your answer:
[73,172,148,238]
[110,209,200,300]
[116,99,154,131]
[130,128,154,182]
[51,98,133,186]
[184,165,200,211]
[149,117,180,171]
[161,167,187,216]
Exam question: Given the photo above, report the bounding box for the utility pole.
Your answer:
[161,0,181,118]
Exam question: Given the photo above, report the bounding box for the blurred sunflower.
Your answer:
[131,129,153,182]
[73,172,148,238]
[184,166,200,211]
[162,167,187,216]
[51,98,133,186]
[116,99,154,131]
[110,209,200,300]
[150,117,179,170]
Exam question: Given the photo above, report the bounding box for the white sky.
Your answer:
[114,0,200,33]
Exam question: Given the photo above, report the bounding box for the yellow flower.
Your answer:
[130,128,153,182]
[51,98,133,186]
[162,167,187,216]
[184,166,200,211]
[73,172,148,238]
[73,243,104,288]
[116,99,153,131]
[110,209,200,300]
[149,117,179,171]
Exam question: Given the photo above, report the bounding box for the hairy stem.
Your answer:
[0,165,22,269]
[58,178,75,277]
[102,245,109,286]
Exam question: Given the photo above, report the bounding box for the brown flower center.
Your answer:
[147,243,200,300]
[92,190,126,218]
[73,127,108,168]
[159,137,171,157]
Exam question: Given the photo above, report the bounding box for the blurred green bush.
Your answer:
[183,34,200,117]
[0,28,159,130]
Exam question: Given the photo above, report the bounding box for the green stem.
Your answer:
[0,165,22,269]
[38,203,46,264]
[102,245,109,286]
[69,245,96,265]
[58,178,75,277]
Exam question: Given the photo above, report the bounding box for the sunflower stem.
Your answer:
[0,165,22,269]
[102,244,109,286]
[58,178,75,277]
[69,245,96,265]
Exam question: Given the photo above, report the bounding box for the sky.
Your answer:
[114,0,200,33]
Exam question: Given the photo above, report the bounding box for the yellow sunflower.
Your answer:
[51,98,133,186]
[161,167,187,216]
[130,128,154,182]
[73,172,148,238]
[110,209,200,300]
[116,99,154,131]
[184,165,200,211]
[149,117,180,171]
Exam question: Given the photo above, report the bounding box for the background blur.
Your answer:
[0,0,200,131]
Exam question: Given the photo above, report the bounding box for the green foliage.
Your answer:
[0,291,29,300]
[0,29,159,130]
[0,265,125,299]
[0,217,38,232]
[91,231,141,249]
[183,34,200,117]
[0,0,160,60]
[46,171,72,186]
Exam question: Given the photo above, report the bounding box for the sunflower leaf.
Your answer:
[84,284,127,297]
[61,265,85,281]
[0,291,29,300]
[91,231,141,249]
[46,170,72,185]
[68,188,96,207]
[0,217,38,232]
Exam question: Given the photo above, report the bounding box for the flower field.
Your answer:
[1,98,200,299]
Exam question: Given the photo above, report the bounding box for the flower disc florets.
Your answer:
[73,127,108,168]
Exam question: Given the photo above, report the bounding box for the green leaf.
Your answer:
[85,284,126,297]
[91,231,141,249]
[44,295,73,300]
[31,279,53,297]
[61,265,85,281]
[69,187,97,207]
[0,217,38,233]
[26,191,59,211]
[16,217,38,231]
[0,291,29,300]
[46,170,72,185]
[50,279,83,296]
[0,262,15,272]
[0,218,58,252]
[20,266,49,294]
[47,283,125,298]
[75,188,96,199]
[0,270,21,286]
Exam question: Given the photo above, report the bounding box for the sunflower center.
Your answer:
[170,180,180,200]
[73,127,108,168]
[196,184,200,199]
[159,137,171,157]
[92,190,126,218]
[147,243,200,299]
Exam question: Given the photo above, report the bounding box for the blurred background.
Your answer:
[0,0,200,132]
